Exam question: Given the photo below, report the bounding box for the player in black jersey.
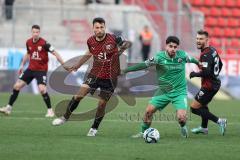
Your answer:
[189,30,227,136]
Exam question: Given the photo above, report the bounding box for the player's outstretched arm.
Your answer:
[187,56,199,65]
[123,62,148,73]
[71,50,92,71]
[123,57,156,74]
[51,50,72,72]
[18,53,29,75]
[52,50,65,65]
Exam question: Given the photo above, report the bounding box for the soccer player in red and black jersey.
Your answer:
[189,30,227,135]
[0,25,68,117]
[52,17,132,136]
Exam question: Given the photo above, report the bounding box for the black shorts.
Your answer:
[83,74,117,101]
[194,87,220,106]
[19,69,47,85]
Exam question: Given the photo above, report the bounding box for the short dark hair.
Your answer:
[92,17,105,25]
[197,30,209,37]
[166,36,180,45]
[32,24,40,30]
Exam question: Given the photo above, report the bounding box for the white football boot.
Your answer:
[0,104,12,115]
[52,116,67,126]
[45,108,55,118]
[87,128,98,137]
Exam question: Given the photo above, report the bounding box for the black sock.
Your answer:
[191,107,208,128]
[200,107,209,128]
[204,106,219,124]
[91,116,104,129]
[8,89,19,106]
[64,97,80,119]
[42,93,52,109]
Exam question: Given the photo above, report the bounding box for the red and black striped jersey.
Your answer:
[87,33,121,79]
[199,46,223,90]
[26,37,54,71]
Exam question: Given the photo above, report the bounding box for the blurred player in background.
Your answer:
[52,17,132,137]
[124,36,199,138]
[0,25,67,117]
[190,30,227,135]
[139,25,153,61]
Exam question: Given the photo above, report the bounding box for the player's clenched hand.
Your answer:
[18,65,24,75]
[189,72,197,79]
[118,41,132,54]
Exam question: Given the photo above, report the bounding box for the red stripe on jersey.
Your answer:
[26,37,49,71]
[87,33,120,79]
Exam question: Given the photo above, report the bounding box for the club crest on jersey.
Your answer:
[199,91,204,96]
[38,46,42,51]
[106,44,113,50]
[178,58,183,63]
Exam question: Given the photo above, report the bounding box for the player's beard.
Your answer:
[33,36,40,43]
[96,33,105,39]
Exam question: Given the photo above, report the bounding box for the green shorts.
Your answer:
[149,94,188,111]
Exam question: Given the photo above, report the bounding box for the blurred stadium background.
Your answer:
[0,0,239,99]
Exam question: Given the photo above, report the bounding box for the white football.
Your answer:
[143,128,160,143]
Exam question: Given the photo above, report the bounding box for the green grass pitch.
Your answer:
[0,93,239,160]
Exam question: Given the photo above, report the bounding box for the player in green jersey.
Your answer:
[124,36,199,138]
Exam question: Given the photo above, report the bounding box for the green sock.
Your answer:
[141,122,150,133]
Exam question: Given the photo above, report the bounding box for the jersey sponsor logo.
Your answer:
[202,62,208,68]
[149,57,154,62]
[31,51,41,60]
[38,46,42,51]
[178,58,182,63]
[197,90,204,99]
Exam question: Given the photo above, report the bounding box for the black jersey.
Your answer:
[198,46,223,90]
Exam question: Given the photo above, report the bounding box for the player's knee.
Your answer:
[177,113,187,123]
[13,83,21,91]
[39,88,46,95]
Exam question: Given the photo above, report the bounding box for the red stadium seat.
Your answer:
[224,28,235,37]
[198,7,210,16]
[226,48,237,55]
[212,27,224,37]
[205,17,217,26]
[217,18,228,27]
[191,0,203,6]
[204,0,214,6]
[204,27,213,35]
[236,29,240,37]
[210,7,221,16]
[237,0,240,7]
[230,39,240,48]
[145,4,157,11]
[214,0,225,7]
[225,0,235,7]
[222,8,232,17]
[232,9,240,17]
[210,38,222,47]
[228,18,239,27]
